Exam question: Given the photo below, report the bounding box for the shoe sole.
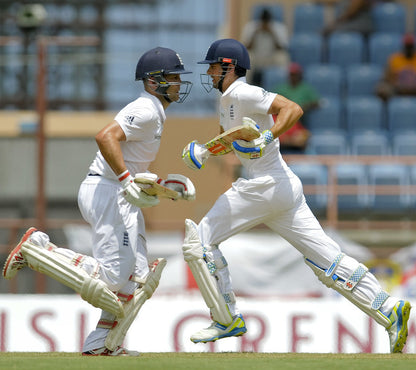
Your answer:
[82,352,131,356]
[191,326,247,343]
[392,301,411,353]
[82,349,140,356]
[2,227,37,279]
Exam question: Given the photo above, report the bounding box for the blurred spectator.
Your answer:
[376,34,416,101]
[273,63,320,154]
[241,7,289,88]
[322,0,375,38]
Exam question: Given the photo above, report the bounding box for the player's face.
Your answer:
[165,74,182,102]
[206,63,236,92]
[206,63,223,89]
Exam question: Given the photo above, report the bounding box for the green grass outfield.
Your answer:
[1,352,416,370]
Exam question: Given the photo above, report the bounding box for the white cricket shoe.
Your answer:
[82,346,140,356]
[2,227,37,280]
[387,300,411,353]
[190,314,247,343]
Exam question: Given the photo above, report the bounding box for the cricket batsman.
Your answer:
[181,38,411,353]
[3,47,195,356]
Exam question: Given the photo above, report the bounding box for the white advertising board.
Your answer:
[0,294,414,353]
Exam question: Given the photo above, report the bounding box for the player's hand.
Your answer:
[232,129,274,159]
[160,174,196,201]
[182,140,210,170]
[118,170,159,208]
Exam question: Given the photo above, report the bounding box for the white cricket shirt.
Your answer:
[220,77,292,178]
[88,91,166,179]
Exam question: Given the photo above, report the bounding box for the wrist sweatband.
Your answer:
[262,130,274,145]
[118,170,131,182]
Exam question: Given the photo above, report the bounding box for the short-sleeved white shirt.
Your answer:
[88,91,165,179]
[220,77,292,178]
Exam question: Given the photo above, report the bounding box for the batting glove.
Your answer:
[118,170,159,208]
[232,129,274,159]
[160,174,196,201]
[182,140,210,170]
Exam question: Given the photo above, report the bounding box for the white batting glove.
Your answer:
[232,129,274,159]
[118,170,160,208]
[160,174,196,201]
[134,172,159,186]
[182,140,210,170]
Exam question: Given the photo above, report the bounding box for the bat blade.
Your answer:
[134,178,179,200]
[204,123,260,156]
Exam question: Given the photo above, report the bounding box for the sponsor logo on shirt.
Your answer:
[126,115,135,124]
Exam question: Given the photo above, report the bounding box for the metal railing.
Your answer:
[283,154,416,229]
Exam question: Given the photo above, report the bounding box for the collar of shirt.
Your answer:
[222,77,247,96]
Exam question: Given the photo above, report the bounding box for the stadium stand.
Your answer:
[289,162,328,214]
[304,64,343,99]
[306,130,349,156]
[251,3,284,22]
[368,163,411,216]
[262,66,287,92]
[293,3,324,34]
[346,96,385,133]
[371,2,407,34]
[350,130,390,156]
[307,97,343,132]
[345,63,383,97]
[289,33,323,67]
[328,32,366,69]
[392,132,416,156]
[387,97,416,133]
[336,163,369,215]
[368,32,402,67]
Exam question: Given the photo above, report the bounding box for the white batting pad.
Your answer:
[182,219,233,326]
[22,241,124,317]
[105,258,167,351]
[305,256,391,328]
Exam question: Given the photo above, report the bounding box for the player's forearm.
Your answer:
[270,102,303,138]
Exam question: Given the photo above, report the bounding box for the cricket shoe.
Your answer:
[2,227,38,280]
[190,314,247,343]
[82,346,140,356]
[387,300,411,353]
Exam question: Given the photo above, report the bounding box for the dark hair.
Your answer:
[220,62,246,77]
[260,9,272,22]
[235,65,246,77]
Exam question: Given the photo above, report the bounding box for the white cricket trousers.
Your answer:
[78,175,149,351]
[198,173,397,317]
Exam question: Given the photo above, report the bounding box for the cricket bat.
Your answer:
[134,176,179,200]
[205,122,260,156]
